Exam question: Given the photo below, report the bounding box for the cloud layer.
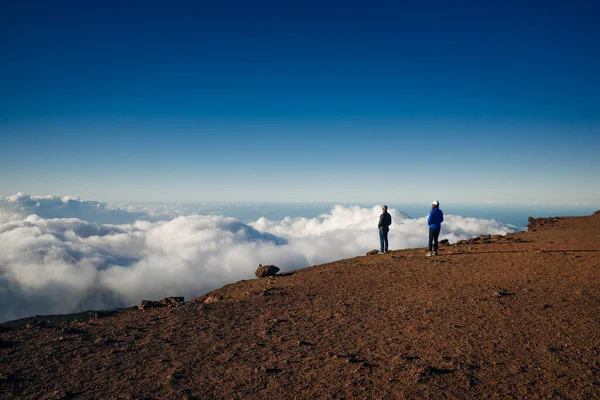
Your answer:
[0,193,151,225]
[0,194,516,322]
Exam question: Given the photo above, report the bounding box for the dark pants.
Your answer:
[379,229,389,253]
[428,228,441,253]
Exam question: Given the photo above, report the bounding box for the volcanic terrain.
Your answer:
[1,213,600,399]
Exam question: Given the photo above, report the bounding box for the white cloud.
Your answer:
[0,194,516,322]
[0,193,151,224]
[251,205,514,265]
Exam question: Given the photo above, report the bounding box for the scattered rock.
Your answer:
[25,319,48,329]
[138,300,166,311]
[494,289,516,297]
[161,297,185,307]
[255,264,280,278]
[528,216,560,231]
[0,326,11,333]
[139,297,184,310]
[417,366,455,382]
[256,366,282,375]
[204,296,222,304]
[456,235,494,245]
[336,353,364,364]
[93,310,119,319]
[366,249,380,255]
[167,372,185,384]
[439,239,450,246]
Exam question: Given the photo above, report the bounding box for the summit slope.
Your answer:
[1,213,600,399]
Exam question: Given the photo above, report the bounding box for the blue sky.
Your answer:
[1,0,599,204]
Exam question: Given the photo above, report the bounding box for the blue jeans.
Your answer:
[379,229,389,253]
[428,228,441,252]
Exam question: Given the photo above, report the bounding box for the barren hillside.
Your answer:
[2,213,600,399]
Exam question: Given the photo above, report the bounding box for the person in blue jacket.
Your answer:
[427,200,444,256]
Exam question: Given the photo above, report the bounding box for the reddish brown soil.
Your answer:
[2,213,600,399]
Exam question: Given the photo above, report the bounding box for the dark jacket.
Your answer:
[428,207,444,229]
[378,211,392,231]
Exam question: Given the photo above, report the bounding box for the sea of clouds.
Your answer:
[0,193,517,322]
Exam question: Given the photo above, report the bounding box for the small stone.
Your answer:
[167,372,184,384]
[494,289,515,297]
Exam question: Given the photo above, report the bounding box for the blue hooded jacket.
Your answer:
[428,207,444,229]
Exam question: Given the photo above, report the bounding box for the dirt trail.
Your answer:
[1,213,600,399]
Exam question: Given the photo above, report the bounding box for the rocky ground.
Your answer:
[1,213,600,399]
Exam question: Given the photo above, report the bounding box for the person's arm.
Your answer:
[440,210,444,223]
[389,214,392,226]
[378,214,383,228]
[427,210,433,225]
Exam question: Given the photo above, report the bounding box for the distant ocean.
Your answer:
[114,201,600,230]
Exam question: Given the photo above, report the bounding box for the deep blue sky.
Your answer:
[1,0,599,204]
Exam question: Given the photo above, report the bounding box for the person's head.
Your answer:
[431,200,439,209]
[382,205,388,212]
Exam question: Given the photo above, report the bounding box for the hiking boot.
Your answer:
[426,251,432,257]
[433,252,438,256]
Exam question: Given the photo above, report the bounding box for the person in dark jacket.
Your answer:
[427,200,444,256]
[378,205,392,254]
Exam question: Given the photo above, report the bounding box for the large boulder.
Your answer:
[138,300,165,311]
[139,297,184,310]
[255,264,279,278]
[160,297,184,307]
